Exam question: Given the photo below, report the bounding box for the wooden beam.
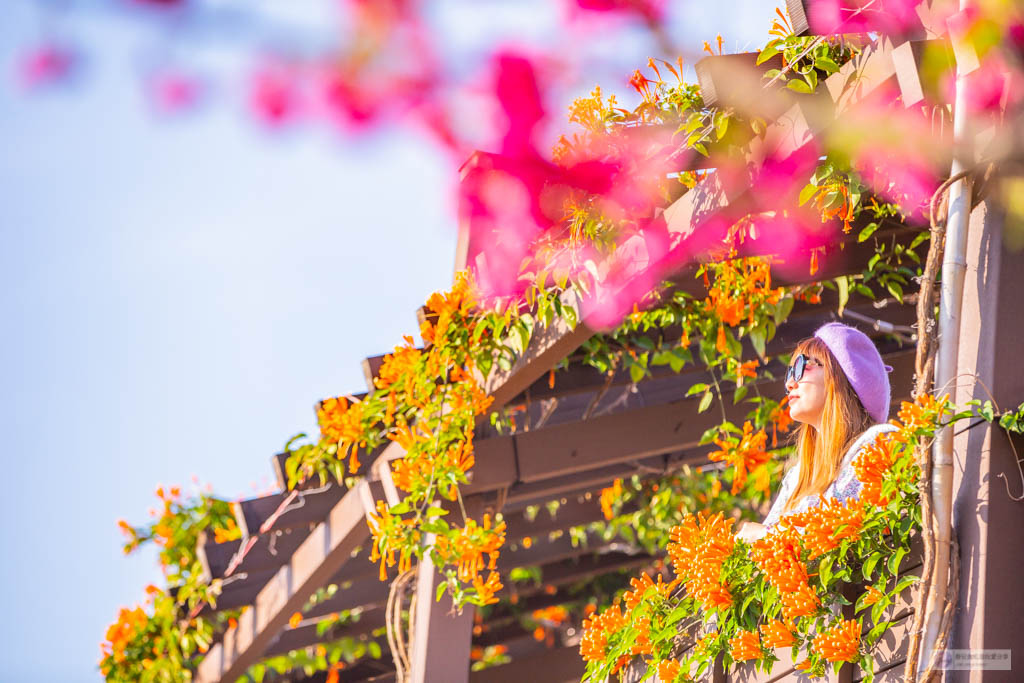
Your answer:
[263,608,387,659]
[468,645,585,683]
[196,480,376,683]
[469,347,914,491]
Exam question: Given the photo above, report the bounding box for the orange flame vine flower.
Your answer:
[759,619,796,648]
[623,572,680,611]
[600,478,623,521]
[708,421,771,494]
[728,629,763,662]
[433,514,506,584]
[788,496,865,559]
[666,511,736,610]
[580,603,628,662]
[852,431,898,506]
[657,658,682,681]
[812,618,861,662]
[317,396,367,473]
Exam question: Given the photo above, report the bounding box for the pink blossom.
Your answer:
[249,63,303,126]
[806,0,923,36]
[569,0,664,23]
[148,70,202,114]
[18,43,75,89]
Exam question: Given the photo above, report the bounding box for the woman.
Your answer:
[735,322,896,543]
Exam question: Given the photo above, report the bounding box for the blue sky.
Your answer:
[0,1,772,680]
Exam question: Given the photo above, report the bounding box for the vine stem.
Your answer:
[707,364,730,426]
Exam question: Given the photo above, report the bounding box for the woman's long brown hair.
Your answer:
[782,337,875,512]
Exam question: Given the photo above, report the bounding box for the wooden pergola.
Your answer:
[188,6,1024,681]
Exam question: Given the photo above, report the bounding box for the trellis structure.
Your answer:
[189,6,1024,683]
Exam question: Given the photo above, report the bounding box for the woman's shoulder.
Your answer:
[842,422,899,463]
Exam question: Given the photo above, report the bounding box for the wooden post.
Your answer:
[408,546,475,683]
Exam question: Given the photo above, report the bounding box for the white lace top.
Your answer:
[761,423,899,529]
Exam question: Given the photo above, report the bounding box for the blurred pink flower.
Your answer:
[18,43,75,89]
[806,0,923,36]
[148,70,202,114]
[570,0,664,22]
[249,63,303,126]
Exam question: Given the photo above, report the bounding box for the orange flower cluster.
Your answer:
[728,629,763,662]
[212,516,239,544]
[852,431,899,506]
[102,606,147,664]
[666,511,736,610]
[781,583,822,620]
[473,571,503,605]
[706,258,783,332]
[622,572,680,610]
[367,500,419,581]
[600,478,624,521]
[750,526,820,619]
[433,514,506,584]
[630,616,654,655]
[580,603,628,662]
[420,269,475,345]
[759,619,796,648]
[862,586,885,606]
[788,496,864,559]
[317,396,366,473]
[657,658,682,681]
[896,393,949,433]
[708,421,771,494]
[374,338,422,395]
[812,619,861,662]
[532,605,568,625]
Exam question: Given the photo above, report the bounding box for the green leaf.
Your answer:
[714,112,730,140]
[750,327,766,358]
[687,382,710,397]
[699,425,720,445]
[909,230,930,250]
[733,385,749,404]
[698,390,714,413]
[837,276,850,316]
[629,362,646,383]
[862,551,882,581]
[815,56,840,73]
[888,547,908,575]
[774,296,794,325]
[823,190,844,210]
[893,575,920,594]
[786,79,813,94]
[858,222,880,242]
[424,507,449,518]
[757,44,780,65]
[368,641,382,659]
[437,581,448,601]
[389,501,411,515]
[798,183,818,206]
[886,280,904,302]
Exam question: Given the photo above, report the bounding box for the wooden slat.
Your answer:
[468,645,585,683]
[263,607,387,659]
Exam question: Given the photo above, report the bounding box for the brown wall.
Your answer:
[949,199,1024,682]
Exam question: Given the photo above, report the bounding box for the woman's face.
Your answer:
[785,354,826,429]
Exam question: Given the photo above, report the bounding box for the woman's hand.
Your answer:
[735,521,767,543]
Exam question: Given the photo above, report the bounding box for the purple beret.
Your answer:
[814,322,892,423]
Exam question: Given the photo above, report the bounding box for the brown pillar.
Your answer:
[408,549,475,683]
[949,198,1024,682]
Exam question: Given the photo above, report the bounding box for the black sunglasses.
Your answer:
[786,353,821,384]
